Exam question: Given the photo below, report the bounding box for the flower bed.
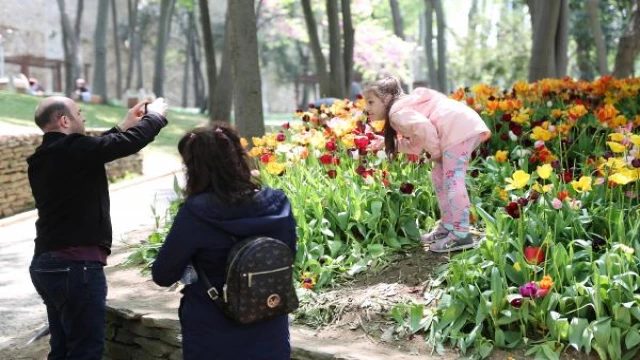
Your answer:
[131,76,640,359]
[248,77,640,359]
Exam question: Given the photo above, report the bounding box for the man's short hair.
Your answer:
[35,101,71,129]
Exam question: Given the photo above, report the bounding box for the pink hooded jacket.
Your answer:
[389,87,491,160]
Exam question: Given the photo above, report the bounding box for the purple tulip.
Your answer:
[519,282,538,298]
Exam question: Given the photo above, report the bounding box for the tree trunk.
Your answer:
[526,0,536,30]
[424,0,438,89]
[434,0,447,92]
[152,0,176,97]
[528,0,562,82]
[211,9,234,123]
[92,0,109,102]
[389,0,405,40]
[135,36,144,90]
[586,0,608,76]
[111,0,123,100]
[189,11,205,109]
[296,42,310,109]
[198,0,217,123]
[301,0,331,97]
[229,0,264,138]
[613,0,640,78]
[342,0,355,98]
[57,0,84,96]
[327,0,345,98]
[576,35,594,80]
[554,0,569,78]
[125,0,138,90]
[182,12,191,108]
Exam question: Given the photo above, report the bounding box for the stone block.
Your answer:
[133,337,178,357]
[114,328,137,345]
[140,313,180,330]
[158,329,182,347]
[104,341,137,360]
[169,348,182,360]
[131,348,167,360]
[107,306,143,320]
[125,321,162,339]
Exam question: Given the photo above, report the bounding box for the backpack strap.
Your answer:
[193,262,226,308]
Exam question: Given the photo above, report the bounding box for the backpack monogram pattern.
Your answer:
[201,236,299,325]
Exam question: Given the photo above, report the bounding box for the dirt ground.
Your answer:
[0,232,599,360]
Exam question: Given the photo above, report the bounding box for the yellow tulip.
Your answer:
[530,126,554,141]
[371,120,385,132]
[630,134,640,147]
[532,182,553,194]
[341,134,355,148]
[609,171,634,185]
[607,141,627,153]
[536,164,553,179]
[571,176,593,193]
[252,136,266,147]
[266,162,286,175]
[608,133,625,142]
[240,138,248,148]
[505,170,531,190]
[495,150,509,163]
[513,262,522,272]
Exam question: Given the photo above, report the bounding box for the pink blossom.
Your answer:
[551,198,563,209]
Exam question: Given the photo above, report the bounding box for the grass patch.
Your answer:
[0,91,299,155]
[0,91,205,156]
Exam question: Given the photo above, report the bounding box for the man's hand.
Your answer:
[147,98,168,117]
[118,100,148,131]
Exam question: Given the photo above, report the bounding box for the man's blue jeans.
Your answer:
[29,253,107,360]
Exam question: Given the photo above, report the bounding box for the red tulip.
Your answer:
[327,170,337,179]
[320,154,333,165]
[505,202,520,219]
[260,153,271,164]
[354,136,370,150]
[399,183,415,194]
[325,141,337,151]
[276,133,286,142]
[557,190,570,201]
[282,122,290,130]
[408,154,420,163]
[510,297,523,308]
[524,246,545,265]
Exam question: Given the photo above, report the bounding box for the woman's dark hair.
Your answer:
[363,76,404,156]
[177,123,260,203]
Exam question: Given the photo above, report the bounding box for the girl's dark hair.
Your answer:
[177,123,260,203]
[363,76,404,156]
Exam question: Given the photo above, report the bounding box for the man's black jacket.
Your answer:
[27,113,168,256]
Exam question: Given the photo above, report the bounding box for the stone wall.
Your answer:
[104,308,182,360]
[0,130,143,218]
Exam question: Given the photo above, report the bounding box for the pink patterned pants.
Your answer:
[430,135,483,234]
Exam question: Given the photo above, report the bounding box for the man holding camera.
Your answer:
[27,96,168,359]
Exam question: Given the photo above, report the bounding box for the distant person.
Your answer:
[28,78,45,96]
[28,96,168,359]
[73,78,91,102]
[152,123,298,360]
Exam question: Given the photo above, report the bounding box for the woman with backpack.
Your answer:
[152,123,298,360]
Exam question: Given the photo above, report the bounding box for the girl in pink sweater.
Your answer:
[364,77,491,252]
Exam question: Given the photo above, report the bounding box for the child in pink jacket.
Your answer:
[364,77,491,252]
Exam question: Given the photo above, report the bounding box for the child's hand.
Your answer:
[368,134,385,151]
